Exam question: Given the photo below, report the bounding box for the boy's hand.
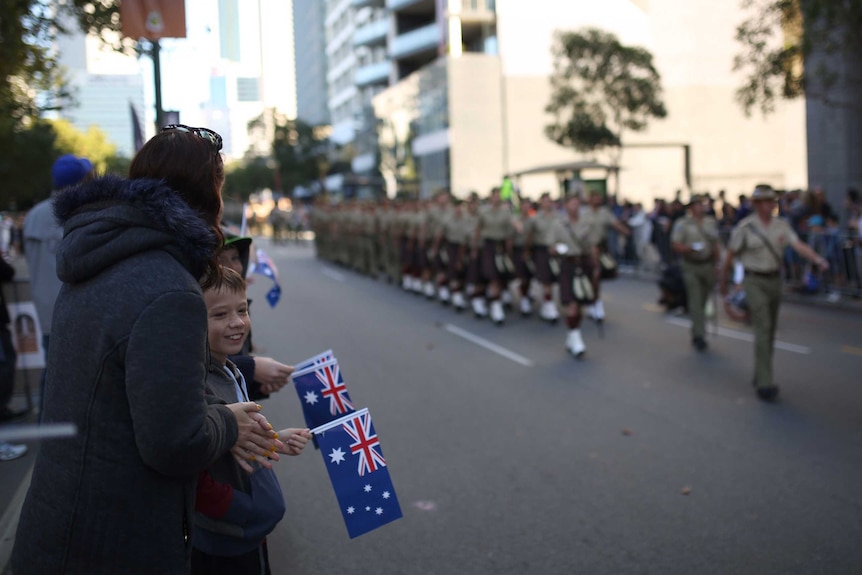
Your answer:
[254,357,294,394]
[275,428,312,456]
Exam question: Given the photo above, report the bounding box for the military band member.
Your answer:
[671,194,720,351]
[548,195,596,358]
[719,184,828,402]
[472,187,514,325]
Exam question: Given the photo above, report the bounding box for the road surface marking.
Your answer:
[321,268,347,283]
[665,317,811,355]
[841,345,862,357]
[444,323,535,367]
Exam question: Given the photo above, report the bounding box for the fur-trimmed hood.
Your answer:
[53,175,218,284]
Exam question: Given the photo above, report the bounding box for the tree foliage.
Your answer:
[0,1,121,132]
[49,118,120,173]
[734,0,862,115]
[272,117,329,196]
[545,28,667,160]
[223,158,275,202]
[0,1,122,208]
[0,119,128,209]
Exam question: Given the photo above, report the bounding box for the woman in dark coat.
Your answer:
[12,126,280,575]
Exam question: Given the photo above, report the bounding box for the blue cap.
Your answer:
[52,154,93,189]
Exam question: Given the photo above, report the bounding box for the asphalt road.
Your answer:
[2,240,859,575]
[245,240,862,575]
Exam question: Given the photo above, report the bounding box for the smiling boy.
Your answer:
[193,267,310,575]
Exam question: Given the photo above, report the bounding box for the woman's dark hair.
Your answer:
[129,130,225,283]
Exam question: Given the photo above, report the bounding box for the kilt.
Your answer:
[466,249,482,285]
[414,240,430,270]
[559,256,596,306]
[431,239,448,272]
[512,245,533,281]
[446,242,465,282]
[399,236,414,270]
[480,238,514,284]
[531,246,557,284]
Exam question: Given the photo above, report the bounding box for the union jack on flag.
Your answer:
[314,408,402,538]
[316,361,354,416]
[291,358,355,429]
[343,410,386,476]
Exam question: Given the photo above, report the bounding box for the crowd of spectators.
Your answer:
[606,187,862,298]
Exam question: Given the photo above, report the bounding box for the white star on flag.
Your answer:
[304,390,319,405]
[329,447,346,464]
[375,507,383,515]
[382,491,390,499]
[346,506,355,514]
[364,484,372,493]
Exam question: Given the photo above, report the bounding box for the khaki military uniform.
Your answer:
[548,217,594,307]
[476,203,514,283]
[728,215,799,389]
[580,205,616,248]
[671,215,720,341]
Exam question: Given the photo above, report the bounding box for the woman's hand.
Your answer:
[275,428,312,456]
[227,402,283,473]
[254,357,294,395]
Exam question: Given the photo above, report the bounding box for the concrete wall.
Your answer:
[447,54,505,196]
[493,0,807,206]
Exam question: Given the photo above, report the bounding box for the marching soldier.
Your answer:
[548,195,596,358]
[527,193,561,324]
[464,193,487,317]
[581,190,630,323]
[437,198,469,311]
[512,199,535,316]
[473,187,514,325]
[671,194,720,351]
[719,184,829,401]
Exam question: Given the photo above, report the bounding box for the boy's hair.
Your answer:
[202,266,246,295]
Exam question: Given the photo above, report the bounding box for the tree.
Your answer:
[272,117,329,197]
[0,1,121,132]
[49,119,120,173]
[223,158,275,202]
[0,2,122,208]
[545,28,667,193]
[734,0,862,115]
[0,119,129,209]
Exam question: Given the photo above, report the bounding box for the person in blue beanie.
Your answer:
[23,154,94,416]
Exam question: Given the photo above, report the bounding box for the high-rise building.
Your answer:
[293,0,331,127]
[54,25,146,158]
[311,0,806,201]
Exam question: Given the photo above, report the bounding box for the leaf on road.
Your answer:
[680,486,692,496]
[622,428,633,436]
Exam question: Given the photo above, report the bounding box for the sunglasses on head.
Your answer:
[160,124,223,152]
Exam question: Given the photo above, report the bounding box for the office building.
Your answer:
[293,0,331,126]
